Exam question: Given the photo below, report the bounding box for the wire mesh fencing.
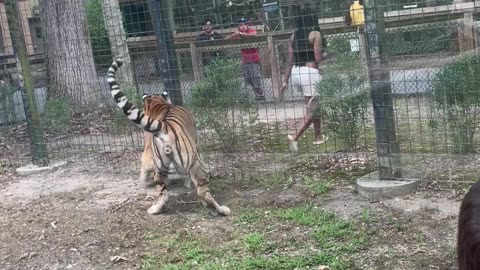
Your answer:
[1,0,480,191]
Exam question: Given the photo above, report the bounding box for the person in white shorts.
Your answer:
[280,8,328,154]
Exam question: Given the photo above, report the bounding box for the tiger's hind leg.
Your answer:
[147,143,173,215]
[189,161,230,216]
[139,164,155,189]
[139,132,156,188]
[147,165,170,215]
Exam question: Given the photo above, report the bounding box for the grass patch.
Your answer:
[243,232,267,253]
[142,204,373,270]
[303,176,332,197]
[274,205,372,267]
[233,209,261,225]
[241,171,290,189]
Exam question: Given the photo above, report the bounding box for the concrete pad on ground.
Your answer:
[356,169,422,199]
[16,160,68,176]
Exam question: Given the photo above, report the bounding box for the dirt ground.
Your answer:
[0,158,463,270]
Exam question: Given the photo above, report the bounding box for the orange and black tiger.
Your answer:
[139,92,191,190]
[107,59,230,216]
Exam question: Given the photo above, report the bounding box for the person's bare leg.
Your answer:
[312,118,326,144]
[252,65,265,100]
[290,118,313,141]
[288,118,312,154]
[307,96,327,145]
[288,97,313,153]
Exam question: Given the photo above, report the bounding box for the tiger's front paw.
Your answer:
[218,205,231,216]
[140,179,155,189]
[147,204,163,215]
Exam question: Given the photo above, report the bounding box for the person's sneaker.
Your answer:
[255,95,266,101]
[287,135,298,154]
[313,135,329,145]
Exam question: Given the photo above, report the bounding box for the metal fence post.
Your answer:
[146,0,183,106]
[363,0,402,180]
[6,0,48,166]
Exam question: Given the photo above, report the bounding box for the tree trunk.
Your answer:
[101,0,134,86]
[39,0,101,110]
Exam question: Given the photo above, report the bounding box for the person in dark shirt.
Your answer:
[196,19,223,67]
[281,8,328,153]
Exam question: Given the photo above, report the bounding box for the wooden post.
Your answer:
[465,12,474,52]
[0,3,13,55]
[267,34,281,103]
[364,0,402,180]
[459,13,475,52]
[17,0,33,55]
[475,21,480,52]
[190,42,200,81]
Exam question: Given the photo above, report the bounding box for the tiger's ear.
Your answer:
[142,94,149,103]
[161,91,173,104]
[161,91,168,99]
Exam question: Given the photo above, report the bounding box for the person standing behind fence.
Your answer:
[280,8,328,154]
[226,17,265,101]
[345,0,364,27]
[196,19,224,67]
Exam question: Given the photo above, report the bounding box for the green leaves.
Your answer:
[314,51,370,151]
[430,53,480,154]
[187,58,257,152]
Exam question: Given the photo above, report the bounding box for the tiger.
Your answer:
[139,91,191,190]
[107,58,230,216]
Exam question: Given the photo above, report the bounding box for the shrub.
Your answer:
[430,53,480,154]
[0,82,17,124]
[326,36,352,55]
[313,51,369,151]
[187,58,257,152]
[43,98,72,133]
[384,24,452,56]
[114,83,142,130]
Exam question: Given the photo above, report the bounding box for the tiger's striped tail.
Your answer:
[107,59,161,133]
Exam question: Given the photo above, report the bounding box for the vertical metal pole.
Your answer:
[6,0,48,166]
[363,0,402,179]
[147,0,183,106]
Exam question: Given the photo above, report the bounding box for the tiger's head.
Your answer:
[142,91,171,120]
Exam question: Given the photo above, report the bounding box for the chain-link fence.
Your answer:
[1,0,480,190]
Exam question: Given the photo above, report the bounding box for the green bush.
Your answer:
[326,36,352,55]
[385,26,452,56]
[0,82,17,124]
[43,98,72,133]
[114,83,142,130]
[430,53,480,154]
[187,58,257,152]
[313,52,369,151]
